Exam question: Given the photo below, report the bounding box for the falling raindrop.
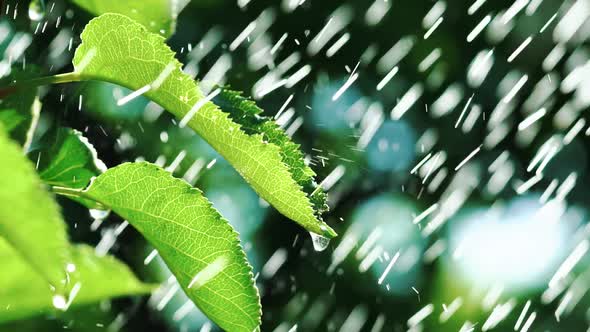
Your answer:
[52,294,67,310]
[28,0,45,21]
[309,232,330,252]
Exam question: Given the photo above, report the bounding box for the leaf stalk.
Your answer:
[0,72,81,98]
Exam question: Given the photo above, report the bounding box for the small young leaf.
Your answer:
[38,127,106,189]
[0,240,155,323]
[0,88,40,151]
[70,0,190,37]
[36,127,107,210]
[0,126,71,295]
[72,13,336,238]
[81,162,261,331]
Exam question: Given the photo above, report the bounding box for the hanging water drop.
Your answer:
[28,0,45,21]
[89,209,111,231]
[89,208,110,220]
[309,232,330,252]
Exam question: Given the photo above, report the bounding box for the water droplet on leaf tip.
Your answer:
[309,232,330,252]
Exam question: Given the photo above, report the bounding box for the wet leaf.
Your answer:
[0,126,71,295]
[36,127,107,209]
[0,240,155,323]
[0,88,40,151]
[72,13,335,238]
[38,128,106,189]
[70,0,190,37]
[213,88,329,219]
[81,162,261,331]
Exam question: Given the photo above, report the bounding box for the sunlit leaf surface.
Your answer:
[70,0,190,37]
[0,240,154,323]
[0,127,71,295]
[83,162,261,331]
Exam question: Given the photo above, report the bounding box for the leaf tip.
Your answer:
[320,222,338,238]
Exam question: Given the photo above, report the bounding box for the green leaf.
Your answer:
[213,88,329,219]
[0,126,71,295]
[37,127,107,209]
[0,240,155,323]
[0,88,40,151]
[79,162,261,331]
[72,13,336,238]
[38,128,106,189]
[70,0,190,37]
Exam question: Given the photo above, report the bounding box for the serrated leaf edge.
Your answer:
[72,13,335,237]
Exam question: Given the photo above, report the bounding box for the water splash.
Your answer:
[309,232,330,252]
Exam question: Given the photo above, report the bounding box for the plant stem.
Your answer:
[50,185,107,210]
[24,72,82,87]
[50,186,84,197]
[0,72,81,98]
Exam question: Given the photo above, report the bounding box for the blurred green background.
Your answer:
[2,0,590,331]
